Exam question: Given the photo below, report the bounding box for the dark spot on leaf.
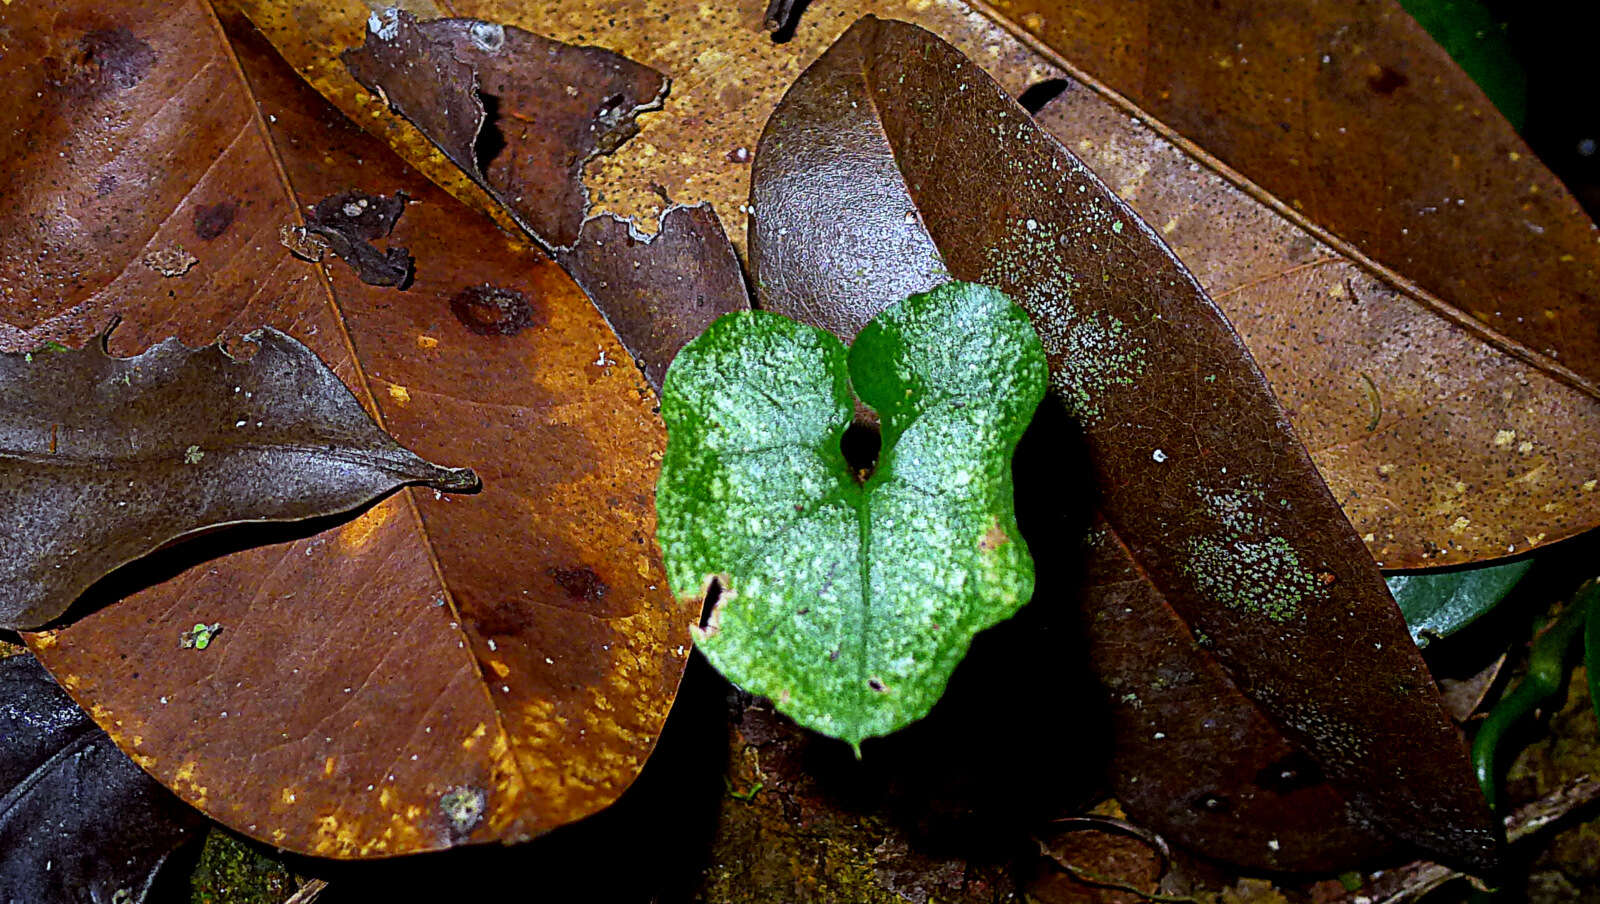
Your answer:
[47,27,155,98]
[867,677,887,692]
[1255,751,1323,794]
[549,565,608,604]
[1190,793,1231,814]
[304,190,413,287]
[764,0,813,43]
[192,201,238,241]
[1367,66,1409,96]
[94,174,117,197]
[1017,78,1069,114]
[451,285,538,336]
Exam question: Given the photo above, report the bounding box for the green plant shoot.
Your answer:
[656,281,1048,748]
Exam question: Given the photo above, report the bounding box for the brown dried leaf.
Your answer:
[985,0,1600,396]
[749,15,1496,871]
[1,0,691,857]
[230,0,1600,568]
[0,327,474,631]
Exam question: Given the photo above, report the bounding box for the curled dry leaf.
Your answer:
[984,0,1600,396]
[0,651,209,903]
[2,0,693,857]
[749,16,1496,871]
[0,327,475,630]
[303,189,415,288]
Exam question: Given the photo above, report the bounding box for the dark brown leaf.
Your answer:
[0,328,474,630]
[337,8,750,389]
[749,15,1497,871]
[304,189,414,287]
[343,8,666,251]
[984,0,1600,397]
[0,650,208,902]
[3,0,692,857]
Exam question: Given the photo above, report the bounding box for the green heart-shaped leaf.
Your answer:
[656,281,1047,745]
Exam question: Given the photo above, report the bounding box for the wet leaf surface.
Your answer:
[230,0,1600,570]
[749,15,1496,871]
[0,328,473,631]
[1391,560,1535,649]
[986,0,1600,397]
[0,650,208,903]
[657,283,1046,744]
[2,0,693,857]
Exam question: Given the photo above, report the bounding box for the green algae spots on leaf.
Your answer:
[747,15,1500,871]
[655,282,1046,745]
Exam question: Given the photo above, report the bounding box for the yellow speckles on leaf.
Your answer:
[1453,481,1468,494]
[281,788,298,805]
[416,335,438,351]
[1378,463,1395,475]
[462,721,488,751]
[387,383,411,405]
[1517,440,1534,453]
[1494,429,1517,447]
[1449,516,1472,534]
[1583,479,1597,492]
[339,501,394,551]
[488,659,511,678]
[1161,217,1179,234]
[30,632,56,649]
[1328,282,1347,299]
[1022,12,1045,30]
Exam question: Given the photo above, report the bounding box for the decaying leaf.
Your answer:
[337,7,749,389]
[3,1,693,858]
[303,189,415,287]
[0,327,474,630]
[0,651,208,903]
[749,16,1496,870]
[987,0,1600,395]
[657,283,1046,744]
[232,0,1600,569]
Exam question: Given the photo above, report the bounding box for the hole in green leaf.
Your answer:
[839,421,880,480]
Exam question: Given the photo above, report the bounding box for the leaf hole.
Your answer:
[699,576,724,633]
[1017,78,1070,115]
[474,90,508,175]
[840,421,881,480]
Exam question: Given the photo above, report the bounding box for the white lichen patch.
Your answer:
[1182,482,1321,623]
[981,217,1148,422]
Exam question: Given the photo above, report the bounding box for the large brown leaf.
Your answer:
[981,0,1600,396]
[231,0,1600,569]
[1,0,692,857]
[1024,73,1600,572]
[0,328,474,630]
[748,15,1496,871]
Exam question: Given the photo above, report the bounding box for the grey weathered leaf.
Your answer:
[0,328,476,630]
[0,650,208,903]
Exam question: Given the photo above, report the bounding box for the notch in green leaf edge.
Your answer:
[656,281,1048,747]
[1389,558,1534,648]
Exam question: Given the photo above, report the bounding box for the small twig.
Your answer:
[1341,774,1600,904]
[284,879,329,904]
[1037,816,1203,903]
